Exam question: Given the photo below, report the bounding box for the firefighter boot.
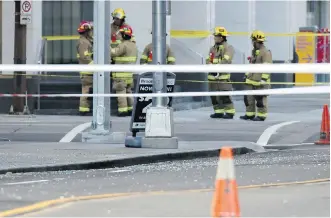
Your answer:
[223,113,234,119]
[240,115,255,120]
[210,113,224,119]
[118,112,128,117]
[80,111,90,116]
[252,116,265,121]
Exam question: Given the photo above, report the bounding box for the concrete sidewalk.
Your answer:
[0,94,328,143]
[0,93,327,174]
[23,182,330,217]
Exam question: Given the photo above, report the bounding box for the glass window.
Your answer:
[307,0,316,13]
[42,1,93,64]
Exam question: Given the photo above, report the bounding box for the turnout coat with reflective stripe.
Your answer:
[76,36,93,75]
[111,40,138,79]
[206,41,235,91]
[245,45,272,89]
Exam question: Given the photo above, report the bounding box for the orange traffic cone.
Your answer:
[211,147,240,218]
[315,104,330,145]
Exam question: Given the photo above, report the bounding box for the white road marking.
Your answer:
[59,122,91,143]
[256,121,300,146]
[109,169,131,173]
[268,142,315,147]
[4,180,49,186]
[53,178,65,181]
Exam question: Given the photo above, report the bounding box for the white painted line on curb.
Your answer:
[4,180,49,186]
[59,122,91,143]
[256,121,300,146]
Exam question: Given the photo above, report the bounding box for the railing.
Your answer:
[172,38,205,65]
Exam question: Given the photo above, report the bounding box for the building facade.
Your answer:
[1,0,330,67]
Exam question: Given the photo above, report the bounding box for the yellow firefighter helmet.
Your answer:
[213,27,229,36]
[251,30,266,42]
[112,8,126,19]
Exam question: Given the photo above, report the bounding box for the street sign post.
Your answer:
[82,0,125,144]
[20,0,32,25]
[140,0,178,149]
[125,72,176,147]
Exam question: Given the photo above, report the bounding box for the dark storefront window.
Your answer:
[42,1,93,64]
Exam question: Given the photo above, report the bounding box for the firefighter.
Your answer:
[140,32,175,64]
[111,25,138,117]
[240,30,272,121]
[76,21,94,116]
[110,8,135,49]
[206,27,236,119]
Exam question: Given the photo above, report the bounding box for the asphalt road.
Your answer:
[0,146,329,213]
[26,182,330,217]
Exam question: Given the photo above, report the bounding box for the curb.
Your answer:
[0,147,253,175]
[263,143,329,150]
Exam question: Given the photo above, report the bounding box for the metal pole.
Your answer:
[141,0,177,148]
[152,0,167,107]
[165,0,171,46]
[247,0,256,62]
[12,0,27,114]
[91,0,111,133]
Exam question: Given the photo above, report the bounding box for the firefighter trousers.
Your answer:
[113,78,134,113]
[209,81,235,115]
[79,74,93,112]
[243,84,268,118]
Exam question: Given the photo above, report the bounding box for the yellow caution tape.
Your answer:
[42,30,330,41]
[42,35,79,41]
[170,30,210,38]
[7,73,329,86]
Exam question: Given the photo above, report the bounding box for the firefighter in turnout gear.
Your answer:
[240,30,272,121]
[140,32,176,64]
[111,25,138,117]
[206,27,236,119]
[76,21,94,116]
[110,8,136,50]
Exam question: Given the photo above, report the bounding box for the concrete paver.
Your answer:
[24,182,330,217]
